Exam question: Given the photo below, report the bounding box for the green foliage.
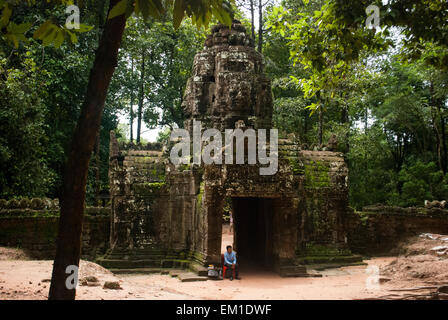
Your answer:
[0,0,93,48]
[0,4,119,202]
[1,0,233,50]
[273,96,308,138]
[346,58,448,209]
[398,161,448,207]
[267,0,390,113]
[156,127,171,144]
[0,56,56,198]
[108,0,233,29]
[264,0,448,210]
[0,0,237,203]
[111,15,207,133]
[348,125,398,209]
[0,0,447,213]
[332,0,448,70]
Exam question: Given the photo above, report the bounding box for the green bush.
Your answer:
[0,58,56,198]
[398,161,448,207]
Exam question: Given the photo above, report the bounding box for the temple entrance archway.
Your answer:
[232,197,275,269]
[216,190,299,273]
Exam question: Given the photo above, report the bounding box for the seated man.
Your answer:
[224,245,239,280]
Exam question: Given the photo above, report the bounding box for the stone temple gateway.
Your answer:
[99,21,361,276]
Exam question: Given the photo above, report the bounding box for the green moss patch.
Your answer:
[133,182,167,197]
[304,160,330,189]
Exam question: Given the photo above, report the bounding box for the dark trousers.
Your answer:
[224,263,239,278]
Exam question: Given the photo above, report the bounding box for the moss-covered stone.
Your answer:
[30,198,45,210]
[300,243,352,257]
[6,199,19,209]
[0,215,109,260]
[346,206,448,255]
[304,160,330,189]
[287,157,305,175]
[133,182,166,197]
[18,198,30,209]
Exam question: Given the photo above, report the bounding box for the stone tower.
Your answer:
[182,21,273,132]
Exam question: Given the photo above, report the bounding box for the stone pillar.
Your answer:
[202,185,224,264]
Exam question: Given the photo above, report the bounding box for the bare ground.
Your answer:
[374,233,448,299]
[1,232,447,300]
[0,255,394,300]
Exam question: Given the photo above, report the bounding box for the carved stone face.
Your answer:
[182,20,273,133]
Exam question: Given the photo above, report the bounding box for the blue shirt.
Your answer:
[224,251,236,265]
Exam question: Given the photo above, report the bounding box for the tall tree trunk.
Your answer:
[317,91,324,146]
[249,0,255,45]
[318,106,323,146]
[130,57,134,142]
[95,131,101,205]
[429,81,447,174]
[432,110,442,171]
[96,0,106,29]
[136,49,145,144]
[439,105,447,174]
[303,109,308,144]
[364,107,368,132]
[341,103,350,153]
[430,82,445,173]
[257,0,263,53]
[48,0,127,300]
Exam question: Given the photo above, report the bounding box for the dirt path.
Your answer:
[0,256,393,300]
[123,258,396,300]
[2,232,447,300]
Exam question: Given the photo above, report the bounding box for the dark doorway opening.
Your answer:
[232,197,275,270]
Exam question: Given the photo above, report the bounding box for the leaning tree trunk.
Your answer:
[49,0,127,300]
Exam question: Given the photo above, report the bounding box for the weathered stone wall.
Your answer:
[109,132,169,250]
[297,151,349,248]
[197,159,300,264]
[0,197,59,210]
[108,132,203,257]
[346,206,448,254]
[281,149,353,264]
[0,208,110,260]
[185,141,351,265]
[162,168,202,253]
